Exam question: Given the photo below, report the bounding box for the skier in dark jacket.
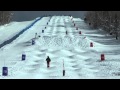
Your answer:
[46,56,51,68]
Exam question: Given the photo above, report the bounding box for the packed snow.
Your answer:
[0,16,120,79]
[0,20,34,44]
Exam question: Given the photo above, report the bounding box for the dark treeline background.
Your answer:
[11,11,86,21]
[84,11,120,39]
[0,11,13,25]
[1,11,120,40]
[0,11,85,25]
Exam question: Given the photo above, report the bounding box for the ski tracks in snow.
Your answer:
[1,16,118,79]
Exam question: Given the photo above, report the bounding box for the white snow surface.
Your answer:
[0,16,120,79]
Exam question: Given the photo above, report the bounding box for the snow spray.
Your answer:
[63,60,65,76]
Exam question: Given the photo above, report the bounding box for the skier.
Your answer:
[46,56,51,68]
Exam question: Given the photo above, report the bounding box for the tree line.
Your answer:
[0,11,13,25]
[84,11,120,40]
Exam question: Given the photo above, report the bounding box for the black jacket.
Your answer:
[46,56,51,62]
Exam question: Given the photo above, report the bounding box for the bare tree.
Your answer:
[0,11,13,25]
[85,11,120,39]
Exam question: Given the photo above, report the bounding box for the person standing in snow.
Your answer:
[46,56,51,68]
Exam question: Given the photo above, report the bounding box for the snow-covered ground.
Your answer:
[0,16,120,79]
[0,20,34,44]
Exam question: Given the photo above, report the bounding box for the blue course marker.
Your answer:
[22,54,26,61]
[2,67,8,76]
[32,39,35,45]
[0,17,43,49]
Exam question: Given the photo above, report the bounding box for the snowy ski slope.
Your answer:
[0,16,120,79]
